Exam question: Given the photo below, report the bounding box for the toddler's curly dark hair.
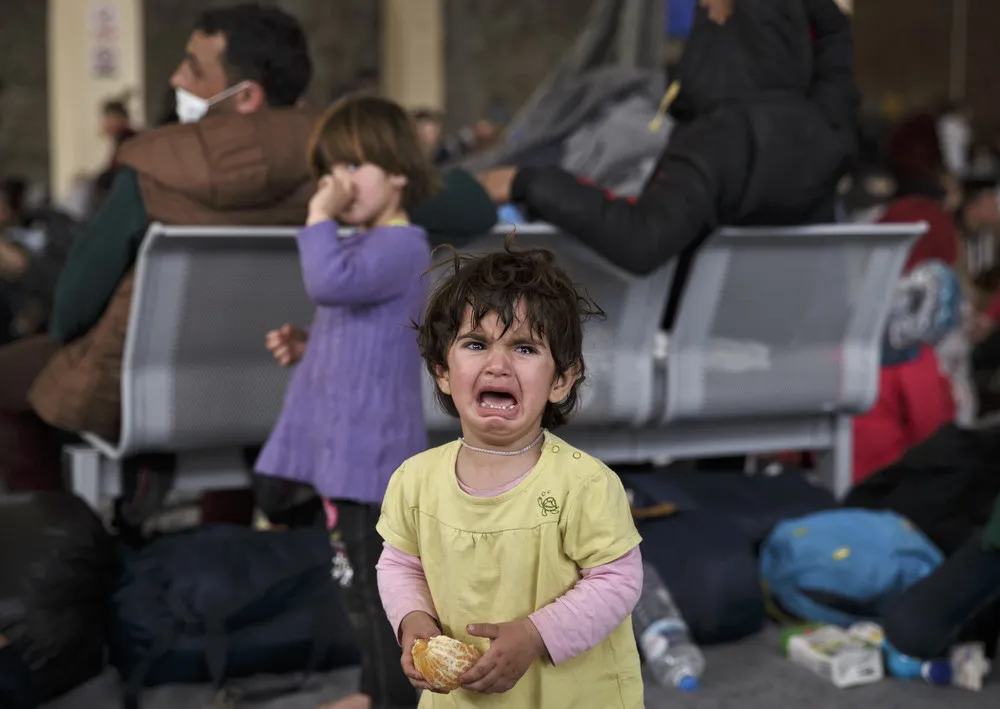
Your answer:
[416,235,604,429]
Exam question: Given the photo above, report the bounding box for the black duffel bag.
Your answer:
[0,492,115,702]
[110,524,359,708]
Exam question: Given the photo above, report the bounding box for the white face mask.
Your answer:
[174,82,250,124]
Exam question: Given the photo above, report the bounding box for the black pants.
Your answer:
[330,500,417,709]
[0,644,37,709]
[883,532,1000,659]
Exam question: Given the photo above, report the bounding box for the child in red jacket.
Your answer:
[853,261,962,483]
[852,344,956,483]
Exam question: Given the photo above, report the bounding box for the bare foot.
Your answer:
[317,693,371,709]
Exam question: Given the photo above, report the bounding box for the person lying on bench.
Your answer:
[478,0,858,276]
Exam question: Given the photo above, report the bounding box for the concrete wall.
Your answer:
[49,0,145,204]
[853,0,1000,134]
[11,0,1000,187]
[444,0,597,128]
[0,0,49,184]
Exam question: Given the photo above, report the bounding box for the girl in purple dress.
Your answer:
[256,95,439,709]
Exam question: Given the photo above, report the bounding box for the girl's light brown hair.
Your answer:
[307,94,440,211]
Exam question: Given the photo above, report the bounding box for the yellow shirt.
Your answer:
[377,433,644,709]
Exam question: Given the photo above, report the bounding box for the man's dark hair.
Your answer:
[963,179,997,201]
[959,178,999,229]
[416,237,604,429]
[0,178,28,219]
[195,4,312,107]
[102,100,129,118]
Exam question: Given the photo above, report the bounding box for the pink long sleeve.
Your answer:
[376,542,643,663]
[376,543,438,641]
[529,547,643,665]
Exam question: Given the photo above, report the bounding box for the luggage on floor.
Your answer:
[621,467,837,644]
[844,423,1000,555]
[0,492,115,702]
[110,525,359,708]
[760,509,944,627]
[626,468,837,546]
[882,531,1000,659]
[636,511,766,645]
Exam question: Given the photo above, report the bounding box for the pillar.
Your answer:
[380,0,445,111]
[47,0,145,205]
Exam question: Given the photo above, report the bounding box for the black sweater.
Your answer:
[511,0,858,276]
[0,644,38,708]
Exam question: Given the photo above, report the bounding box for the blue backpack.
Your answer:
[760,509,943,627]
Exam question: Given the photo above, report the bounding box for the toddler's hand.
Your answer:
[266,323,308,366]
[399,611,442,692]
[459,619,546,694]
[307,167,354,225]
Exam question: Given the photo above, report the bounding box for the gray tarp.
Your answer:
[461,0,673,196]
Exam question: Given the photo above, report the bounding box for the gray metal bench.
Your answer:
[65,223,309,509]
[454,223,921,499]
[655,223,923,498]
[65,221,923,510]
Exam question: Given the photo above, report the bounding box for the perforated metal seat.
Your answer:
[66,220,924,509]
[658,222,925,497]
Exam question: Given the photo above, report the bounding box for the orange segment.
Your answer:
[412,635,482,691]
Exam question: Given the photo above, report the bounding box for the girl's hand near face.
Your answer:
[307,166,355,225]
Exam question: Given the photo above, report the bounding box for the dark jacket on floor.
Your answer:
[0,643,38,709]
[511,0,858,276]
[844,423,1000,556]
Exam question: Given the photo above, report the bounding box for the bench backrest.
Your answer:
[115,221,923,457]
[117,224,309,454]
[663,222,925,423]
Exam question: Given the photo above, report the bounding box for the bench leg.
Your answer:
[174,449,252,493]
[64,444,104,510]
[816,415,853,500]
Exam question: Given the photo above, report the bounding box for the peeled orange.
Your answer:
[412,635,482,691]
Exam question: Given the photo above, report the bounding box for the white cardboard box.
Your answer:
[788,625,884,688]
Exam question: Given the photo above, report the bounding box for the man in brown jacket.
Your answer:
[0,5,316,512]
[0,5,496,518]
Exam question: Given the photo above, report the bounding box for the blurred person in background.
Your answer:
[0,3,495,527]
[937,100,974,179]
[92,98,139,212]
[0,178,78,343]
[101,97,137,147]
[0,3,324,510]
[878,112,960,271]
[413,108,501,167]
[413,108,445,160]
[478,0,858,282]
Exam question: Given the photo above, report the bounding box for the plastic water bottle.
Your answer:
[632,562,705,691]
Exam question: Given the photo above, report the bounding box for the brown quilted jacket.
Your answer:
[28,108,318,440]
